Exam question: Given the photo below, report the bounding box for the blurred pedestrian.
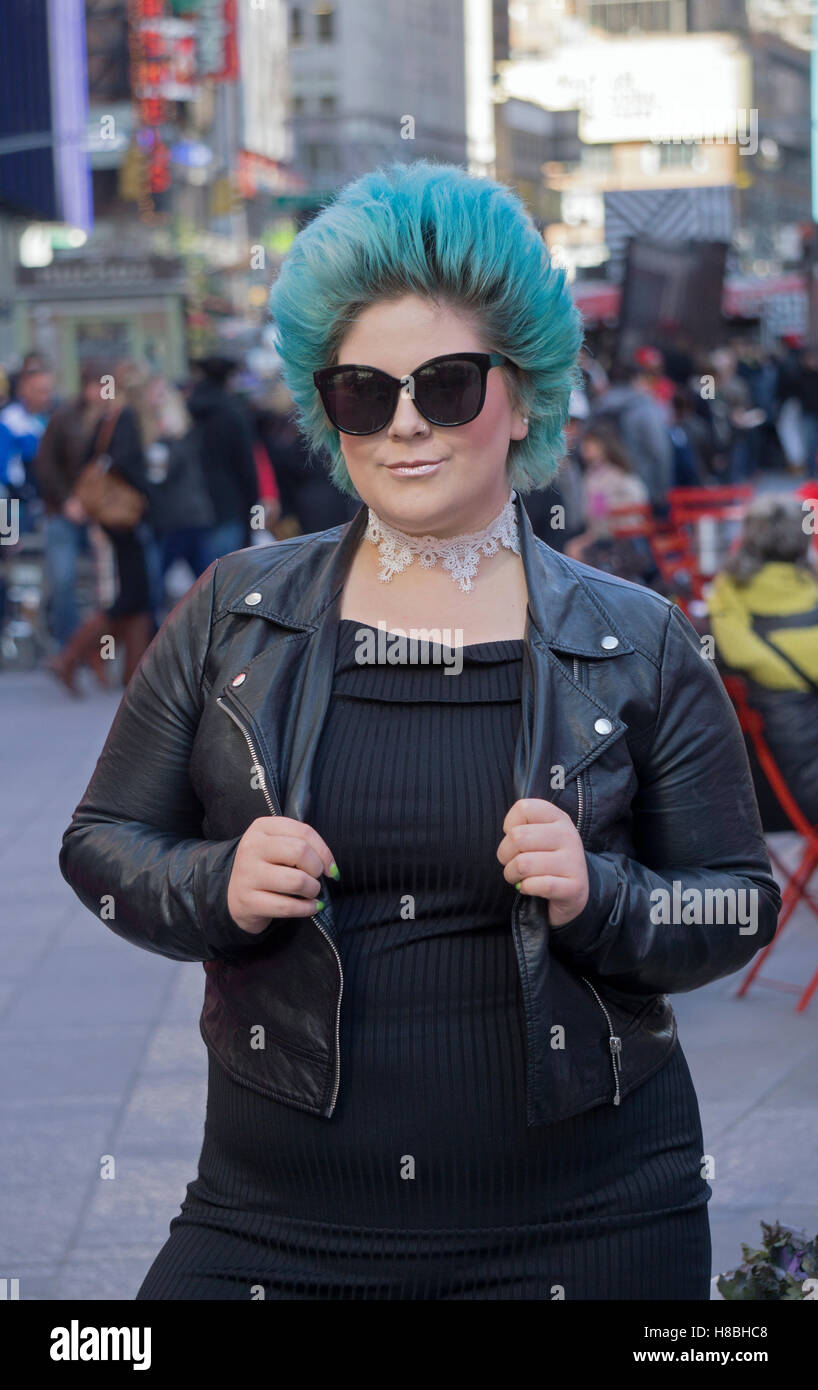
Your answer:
[590,361,673,508]
[523,387,587,550]
[34,363,107,647]
[789,344,818,479]
[669,390,707,487]
[633,345,674,419]
[710,347,764,484]
[142,374,216,585]
[708,493,818,825]
[256,376,357,535]
[186,355,259,564]
[577,424,650,531]
[47,362,154,694]
[0,364,54,535]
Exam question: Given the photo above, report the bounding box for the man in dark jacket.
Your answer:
[590,363,674,508]
[186,356,259,564]
[33,366,106,645]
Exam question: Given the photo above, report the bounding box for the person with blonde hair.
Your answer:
[142,373,216,586]
[48,359,154,692]
[708,491,818,824]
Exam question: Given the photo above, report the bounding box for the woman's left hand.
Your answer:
[497,798,590,928]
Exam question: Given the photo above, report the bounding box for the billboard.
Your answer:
[616,236,729,366]
[502,34,752,148]
[238,0,289,164]
[0,0,92,230]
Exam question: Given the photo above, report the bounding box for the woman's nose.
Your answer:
[388,387,431,436]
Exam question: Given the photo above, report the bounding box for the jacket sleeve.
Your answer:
[548,602,783,994]
[32,409,69,510]
[59,559,278,963]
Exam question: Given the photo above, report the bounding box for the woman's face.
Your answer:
[580,434,605,465]
[333,294,528,537]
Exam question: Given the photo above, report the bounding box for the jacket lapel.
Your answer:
[220,491,634,843]
[512,494,631,810]
[217,503,368,827]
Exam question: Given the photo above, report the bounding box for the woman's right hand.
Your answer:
[227,816,337,934]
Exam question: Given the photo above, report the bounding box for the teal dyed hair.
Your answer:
[267,159,584,497]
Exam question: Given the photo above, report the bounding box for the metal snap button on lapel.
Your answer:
[231,673,246,687]
[244,591,262,606]
[600,634,619,650]
[594,717,613,735]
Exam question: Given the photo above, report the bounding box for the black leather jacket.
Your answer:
[60,493,782,1126]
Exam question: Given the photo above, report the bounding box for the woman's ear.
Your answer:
[509,406,529,442]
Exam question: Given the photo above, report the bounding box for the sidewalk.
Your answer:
[1,668,816,1300]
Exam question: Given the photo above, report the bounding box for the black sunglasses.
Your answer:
[313,351,510,435]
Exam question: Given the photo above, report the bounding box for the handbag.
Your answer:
[752,624,818,696]
[73,410,147,530]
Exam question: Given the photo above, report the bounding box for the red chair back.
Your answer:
[604,502,655,539]
[667,485,755,526]
[722,671,818,1012]
[721,674,816,841]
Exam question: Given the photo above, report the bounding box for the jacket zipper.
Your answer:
[572,656,622,1105]
[216,694,343,1116]
[580,974,622,1105]
[572,657,587,842]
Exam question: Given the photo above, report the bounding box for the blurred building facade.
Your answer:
[498,0,814,338]
[0,0,817,384]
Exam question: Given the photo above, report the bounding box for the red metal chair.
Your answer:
[722,673,818,1013]
[667,485,755,527]
[604,502,655,538]
[667,485,755,587]
[598,505,705,616]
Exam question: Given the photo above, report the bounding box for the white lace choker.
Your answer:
[364,491,520,593]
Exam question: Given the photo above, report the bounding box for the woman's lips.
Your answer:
[383,460,443,476]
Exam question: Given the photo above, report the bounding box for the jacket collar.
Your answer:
[218,493,633,849]
[218,490,636,661]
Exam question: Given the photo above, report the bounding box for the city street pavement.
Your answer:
[1,664,816,1301]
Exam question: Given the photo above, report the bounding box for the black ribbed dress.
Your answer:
[136,619,712,1300]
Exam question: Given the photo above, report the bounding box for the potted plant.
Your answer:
[712,1220,818,1299]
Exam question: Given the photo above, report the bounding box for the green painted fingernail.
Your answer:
[515,881,522,891]
[315,899,325,912]
[328,862,340,880]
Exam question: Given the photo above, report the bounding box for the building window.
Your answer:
[658,142,696,167]
[584,1,686,35]
[307,142,339,171]
[315,6,335,41]
[292,94,305,114]
[290,7,303,42]
[319,94,336,113]
[579,144,614,173]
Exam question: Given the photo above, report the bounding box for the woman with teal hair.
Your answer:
[61,159,780,1300]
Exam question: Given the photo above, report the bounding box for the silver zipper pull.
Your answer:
[609,1035,622,1105]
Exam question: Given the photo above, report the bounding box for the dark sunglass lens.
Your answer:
[415,358,483,424]
[324,367,394,433]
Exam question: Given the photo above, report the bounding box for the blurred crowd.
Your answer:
[526,336,818,564]
[0,351,357,691]
[0,335,816,831]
